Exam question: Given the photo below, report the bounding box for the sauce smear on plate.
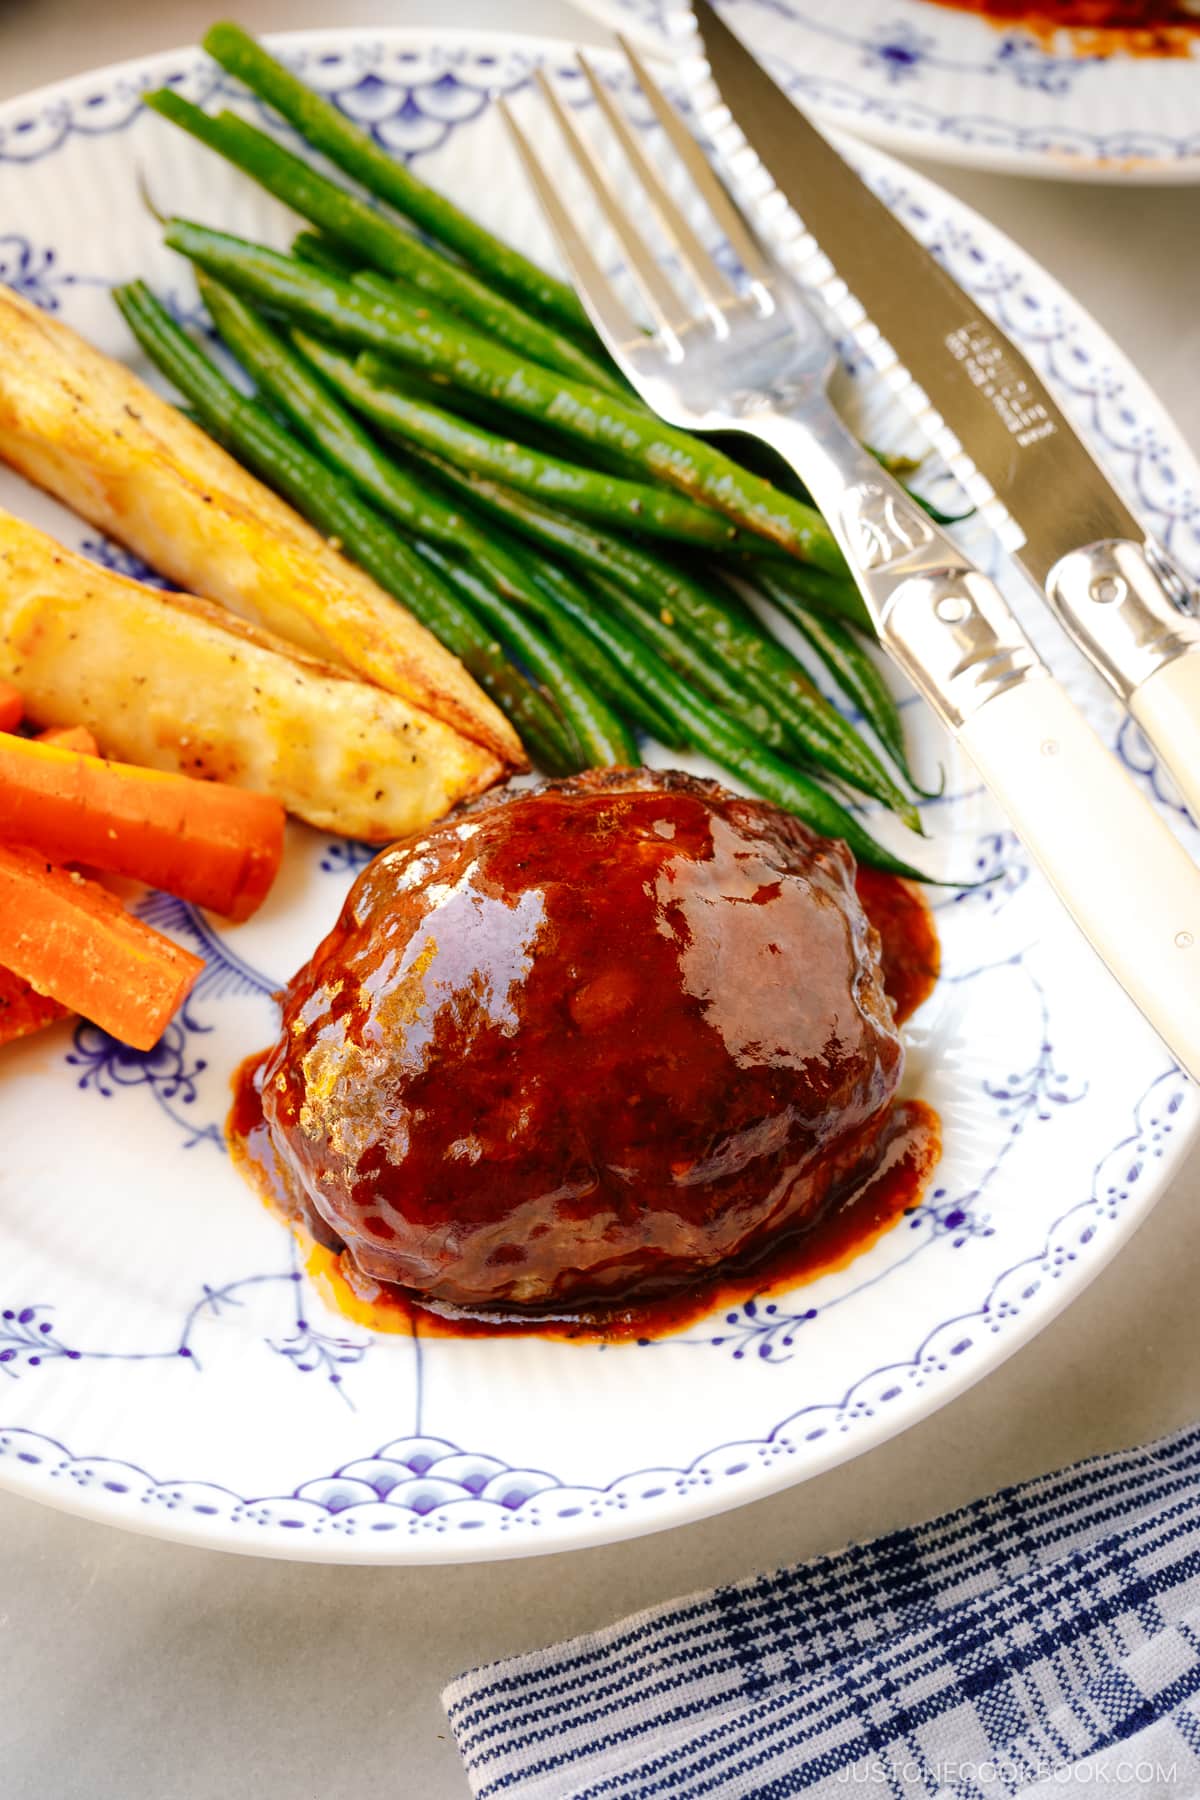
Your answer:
[923,0,1200,55]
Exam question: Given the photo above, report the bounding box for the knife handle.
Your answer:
[956,673,1200,1080]
[1129,652,1200,826]
[1046,538,1200,825]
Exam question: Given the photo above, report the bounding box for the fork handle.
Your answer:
[1129,654,1200,826]
[745,419,1200,1077]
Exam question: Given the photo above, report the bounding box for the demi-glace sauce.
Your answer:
[229,866,941,1344]
[924,0,1199,54]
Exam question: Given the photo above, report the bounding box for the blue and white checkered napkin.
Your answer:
[445,1423,1200,1798]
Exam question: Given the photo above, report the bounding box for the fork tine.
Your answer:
[532,69,694,342]
[499,99,642,355]
[617,33,775,290]
[574,52,736,316]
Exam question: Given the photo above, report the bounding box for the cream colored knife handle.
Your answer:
[1047,539,1200,825]
[958,675,1200,1080]
[1129,652,1200,826]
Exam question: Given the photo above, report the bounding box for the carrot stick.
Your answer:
[0,682,22,731]
[36,724,99,756]
[0,847,203,1051]
[0,734,285,922]
[0,964,71,1046]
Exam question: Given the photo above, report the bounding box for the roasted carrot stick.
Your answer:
[36,724,100,756]
[0,681,22,732]
[0,964,71,1046]
[0,734,285,922]
[0,847,203,1051]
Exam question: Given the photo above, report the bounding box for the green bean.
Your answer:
[399,452,727,651]
[202,21,594,342]
[293,230,362,281]
[372,435,910,828]
[111,280,568,766]
[204,286,519,586]
[488,561,702,745]
[287,338,658,640]
[470,564,932,878]
[354,268,658,462]
[718,439,972,529]
[407,448,775,663]
[631,552,920,826]
[500,542,786,748]
[194,284,629,772]
[747,556,873,632]
[711,429,813,504]
[415,543,637,769]
[348,271,794,510]
[138,280,926,871]
[425,534,918,868]
[241,248,798,554]
[271,325,671,741]
[305,344,749,553]
[514,558,726,748]
[147,90,621,397]
[159,220,846,570]
[200,278,467,540]
[286,331,519,537]
[756,575,912,780]
[311,258,624,439]
[586,573,790,750]
[379,342,844,573]
[603,568,919,826]
[512,561,687,749]
[316,280,536,438]
[389,448,918,821]
[351,267,652,455]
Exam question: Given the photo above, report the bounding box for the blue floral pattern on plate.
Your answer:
[0,32,1196,1561]
[0,1060,1185,1547]
[573,0,1200,178]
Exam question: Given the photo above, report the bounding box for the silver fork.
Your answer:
[503,51,1050,723]
[503,44,1200,1081]
[505,44,1020,687]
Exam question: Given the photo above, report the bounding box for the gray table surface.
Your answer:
[2,4,1199,1795]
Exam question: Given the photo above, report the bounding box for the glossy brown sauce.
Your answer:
[924,0,1199,55]
[854,865,941,1026]
[228,863,941,1343]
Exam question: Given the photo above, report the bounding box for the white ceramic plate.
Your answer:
[571,0,1200,182]
[1,28,1198,1564]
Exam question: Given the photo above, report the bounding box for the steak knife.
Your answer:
[684,0,1200,827]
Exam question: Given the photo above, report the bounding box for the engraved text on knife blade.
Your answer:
[945,325,1058,450]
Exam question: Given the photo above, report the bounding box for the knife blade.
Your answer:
[683,0,1139,587]
[683,0,1200,824]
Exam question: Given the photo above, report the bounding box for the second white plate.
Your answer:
[571,0,1200,181]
